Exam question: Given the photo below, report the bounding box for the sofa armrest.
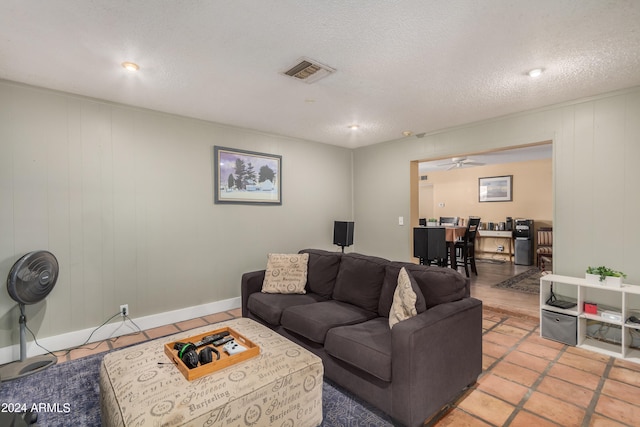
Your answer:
[241,270,265,318]
[391,297,483,427]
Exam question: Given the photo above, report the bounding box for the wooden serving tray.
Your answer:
[164,326,260,381]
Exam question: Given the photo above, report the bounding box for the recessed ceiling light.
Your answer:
[402,131,413,137]
[121,62,140,72]
[348,124,360,130]
[528,68,543,78]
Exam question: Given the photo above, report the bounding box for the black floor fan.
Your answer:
[0,250,59,381]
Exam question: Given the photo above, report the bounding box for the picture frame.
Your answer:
[479,175,513,202]
[214,146,282,205]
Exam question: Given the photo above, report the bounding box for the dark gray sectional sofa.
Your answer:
[241,249,483,427]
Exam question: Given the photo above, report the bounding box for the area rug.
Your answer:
[0,351,395,426]
[492,268,542,294]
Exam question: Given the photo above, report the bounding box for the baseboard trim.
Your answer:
[0,297,241,365]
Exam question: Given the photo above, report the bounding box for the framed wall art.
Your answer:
[479,175,513,202]
[214,146,282,205]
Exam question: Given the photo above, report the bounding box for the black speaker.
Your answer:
[413,227,446,263]
[333,221,354,248]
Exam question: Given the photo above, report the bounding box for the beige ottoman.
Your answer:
[100,318,323,426]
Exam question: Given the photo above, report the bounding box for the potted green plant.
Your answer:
[427,218,438,226]
[585,266,627,287]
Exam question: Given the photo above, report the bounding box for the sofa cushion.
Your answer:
[389,267,427,329]
[405,264,469,308]
[262,253,309,294]
[379,261,412,317]
[281,300,378,344]
[298,249,342,299]
[379,262,468,315]
[247,292,326,326]
[325,318,392,382]
[332,253,389,313]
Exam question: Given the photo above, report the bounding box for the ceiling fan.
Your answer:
[437,157,485,170]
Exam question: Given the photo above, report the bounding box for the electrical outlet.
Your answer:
[120,304,129,317]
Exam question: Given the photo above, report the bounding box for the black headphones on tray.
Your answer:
[174,342,220,369]
[173,331,231,369]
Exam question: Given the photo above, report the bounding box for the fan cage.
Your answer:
[7,250,59,305]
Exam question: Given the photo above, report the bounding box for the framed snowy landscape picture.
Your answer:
[214,146,282,205]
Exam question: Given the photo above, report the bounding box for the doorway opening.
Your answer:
[409,142,553,317]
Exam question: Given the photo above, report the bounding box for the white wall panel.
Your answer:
[0,84,16,345]
[79,101,111,326]
[623,95,640,270]
[567,102,596,267]
[66,98,88,331]
[40,93,73,334]
[110,108,139,317]
[554,106,577,272]
[592,96,627,268]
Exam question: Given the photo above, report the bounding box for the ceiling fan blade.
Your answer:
[436,157,484,170]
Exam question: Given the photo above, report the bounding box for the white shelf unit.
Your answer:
[540,274,640,362]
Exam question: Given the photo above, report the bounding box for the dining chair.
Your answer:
[536,227,553,270]
[454,217,481,277]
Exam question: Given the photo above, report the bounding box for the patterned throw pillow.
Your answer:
[389,267,427,328]
[262,253,309,294]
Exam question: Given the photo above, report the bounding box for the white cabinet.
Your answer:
[540,274,640,362]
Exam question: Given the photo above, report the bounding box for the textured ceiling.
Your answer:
[1,1,639,148]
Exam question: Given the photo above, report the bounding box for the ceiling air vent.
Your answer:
[282,57,336,84]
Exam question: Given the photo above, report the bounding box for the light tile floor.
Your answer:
[435,309,640,427]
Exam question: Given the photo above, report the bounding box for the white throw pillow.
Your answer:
[389,267,425,328]
[262,253,309,294]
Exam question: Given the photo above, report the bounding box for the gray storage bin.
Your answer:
[541,309,577,345]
